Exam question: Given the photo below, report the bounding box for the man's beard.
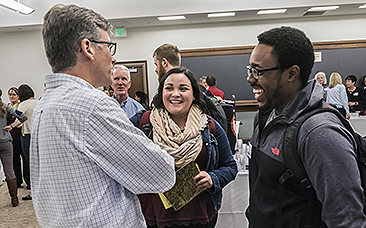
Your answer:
[158,65,166,82]
[262,78,283,111]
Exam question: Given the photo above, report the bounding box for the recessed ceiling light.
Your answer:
[359,4,366,9]
[157,15,186,21]
[207,12,235,18]
[0,0,35,15]
[257,9,287,15]
[307,6,339,11]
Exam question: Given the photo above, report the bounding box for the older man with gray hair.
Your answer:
[111,65,145,118]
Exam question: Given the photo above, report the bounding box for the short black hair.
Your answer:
[345,75,357,83]
[206,76,216,87]
[152,67,206,112]
[257,26,314,88]
[18,84,35,102]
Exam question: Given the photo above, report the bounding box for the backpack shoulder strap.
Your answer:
[276,102,335,228]
[280,102,343,186]
[139,111,153,139]
[277,102,366,228]
[208,117,217,137]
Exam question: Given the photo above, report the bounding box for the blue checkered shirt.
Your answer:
[30,73,175,228]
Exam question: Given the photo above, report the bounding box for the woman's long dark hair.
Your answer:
[152,67,206,113]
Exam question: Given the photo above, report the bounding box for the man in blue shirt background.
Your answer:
[111,65,145,118]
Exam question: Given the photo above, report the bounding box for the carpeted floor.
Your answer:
[0,181,40,228]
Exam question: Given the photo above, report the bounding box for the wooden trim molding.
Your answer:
[180,39,366,58]
[180,46,255,57]
[313,40,366,50]
[235,100,259,112]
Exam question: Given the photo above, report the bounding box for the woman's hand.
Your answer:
[3,125,12,132]
[193,171,213,188]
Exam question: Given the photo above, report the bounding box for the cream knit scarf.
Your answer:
[150,105,207,168]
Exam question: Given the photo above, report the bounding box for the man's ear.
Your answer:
[287,65,300,82]
[162,58,169,68]
[80,39,95,60]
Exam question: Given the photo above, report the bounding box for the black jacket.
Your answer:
[246,79,366,227]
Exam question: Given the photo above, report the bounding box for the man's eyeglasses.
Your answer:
[89,39,117,56]
[247,65,288,80]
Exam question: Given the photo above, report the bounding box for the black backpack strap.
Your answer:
[275,108,315,228]
[207,117,217,137]
[276,102,340,228]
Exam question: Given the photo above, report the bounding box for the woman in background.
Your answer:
[314,72,328,101]
[138,67,237,228]
[135,90,149,110]
[18,84,38,200]
[326,72,350,119]
[1,88,27,206]
[7,87,25,188]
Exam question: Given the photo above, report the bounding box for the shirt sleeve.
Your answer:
[340,85,350,114]
[6,103,27,123]
[299,114,366,227]
[84,97,175,195]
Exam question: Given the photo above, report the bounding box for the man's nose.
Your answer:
[247,73,256,84]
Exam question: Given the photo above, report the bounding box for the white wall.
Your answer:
[1,15,366,103]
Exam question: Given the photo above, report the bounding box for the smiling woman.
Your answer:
[137,67,238,228]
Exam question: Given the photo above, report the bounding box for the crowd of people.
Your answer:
[315,71,366,119]
[1,3,365,228]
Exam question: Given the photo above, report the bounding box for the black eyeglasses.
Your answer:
[89,39,117,56]
[247,65,288,79]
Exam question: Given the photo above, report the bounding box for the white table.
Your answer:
[216,172,249,228]
[349,116,366,136]
[216,139,250,228]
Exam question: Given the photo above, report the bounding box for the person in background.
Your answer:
[362,75,366,97]
[153,43,181,81]
[134,91,149,110]
[111,65,145,118]
[7,87,25,188]
[345,74,365,113]
[109,87,114,97]
[199,76,214,97]
[103,88,111,96]
[1,88,27,207]
[199,76,209,90]
[31,4,175,227]
[314,72,328,101]
[17,84,37,200]
[206,76,225,101]
[326,72,350,119]
[138,67,237,228]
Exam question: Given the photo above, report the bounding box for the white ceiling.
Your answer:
[1,0,366,33]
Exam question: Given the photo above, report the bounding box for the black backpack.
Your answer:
[277,102,366,228]
[201,91,228,133]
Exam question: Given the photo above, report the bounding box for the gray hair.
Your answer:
[199,76,207,83]
[314,72,327,85]
[113,65,130,81]
[42,4,112,73]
